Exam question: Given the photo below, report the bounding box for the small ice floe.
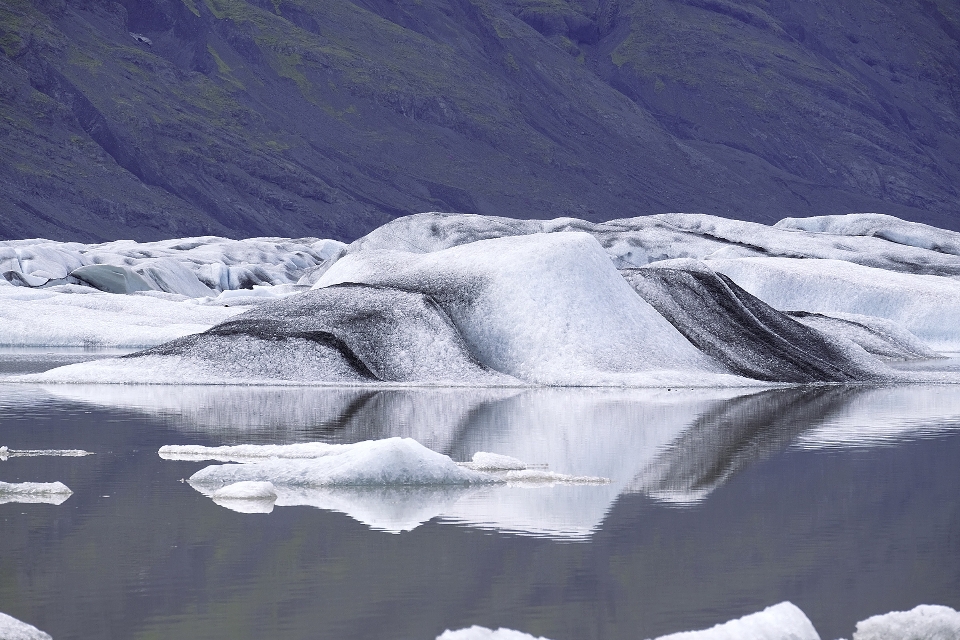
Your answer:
[438,627,550,640]
[0,446,93,461]
[210,481,279,514]
[653,601,820,640]
[851,604,960,640]
[165,438,609,531]
[0,611,53,640]
[437,602,819,640]
[0,481,73,505]
[460,452,528,471]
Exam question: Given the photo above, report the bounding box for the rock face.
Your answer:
[1,0,958,242]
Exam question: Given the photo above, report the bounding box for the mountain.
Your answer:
[1,0,958,242]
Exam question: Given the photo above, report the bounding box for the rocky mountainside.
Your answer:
[1,0,958,241]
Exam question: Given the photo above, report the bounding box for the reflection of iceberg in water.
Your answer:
[629,387,858,504]
[32,382,960,537]
[792,385,960,450]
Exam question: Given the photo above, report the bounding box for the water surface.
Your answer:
[0,370,958,639]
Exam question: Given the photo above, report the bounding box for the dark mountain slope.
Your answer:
[0,0,957,242]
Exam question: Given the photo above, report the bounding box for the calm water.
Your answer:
[1,357,959,639]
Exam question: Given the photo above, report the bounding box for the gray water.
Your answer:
[0,355,958,639]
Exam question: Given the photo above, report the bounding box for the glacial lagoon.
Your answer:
[1,352,959,639]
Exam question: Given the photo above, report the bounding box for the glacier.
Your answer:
[436,602,960,640]
[7,211,960,386]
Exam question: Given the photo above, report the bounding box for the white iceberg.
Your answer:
[653,602,820,640]
[851,604,960,640]
[0,481,73,505]
[437,627,550,640]
[437,602,820,640]
[0,611,52,640]
[316,232,747,387]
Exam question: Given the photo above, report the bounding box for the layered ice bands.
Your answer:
[315,233,743,386]
[622,260,883,383]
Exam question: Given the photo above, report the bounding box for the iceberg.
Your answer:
[12,211,960,386]
[706,257,960,351]
[851,604,960,640]
[315,233,745,386]
[0,481,73,505]
[0,612,52,640]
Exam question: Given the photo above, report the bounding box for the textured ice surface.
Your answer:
[851,604,960,640]
[787,311,939,360]
[23,284,516,385]
[622,260,885,382]
[1,236,345,295]
[464,452,527,471]
[0,481,72,505]
[317,233,746,386]
[0,284,241,347]
[0,612,53,640]
[653,602,820,640]
[437,602,820,640]
[437,627,550,640]
[0,446,92,460]
[708,257,960,350]
[776,213,960,257]
[350,212,960,277]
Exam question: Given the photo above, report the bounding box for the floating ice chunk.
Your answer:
[0,481,73,505]
[212,481,278,500]
[437,626,550,640]
[188,438,491,488]
[0,611,53,640]
[210,481,278,513]
[160,442,345,462]
[0,446,93,461]
[465,452,527,471]
[653,601,820,640]
[852,604,960,640]
[436,603,819,640]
